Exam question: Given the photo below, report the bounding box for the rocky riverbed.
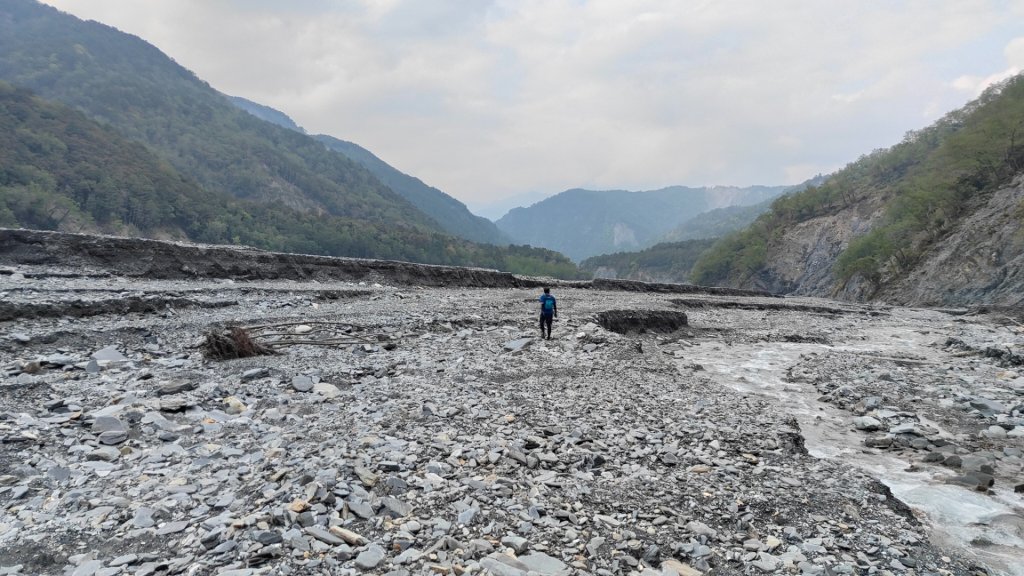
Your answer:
[2,240,1024,575]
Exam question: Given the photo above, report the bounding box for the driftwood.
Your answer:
[203,321,384,359]
[203,327,278,359]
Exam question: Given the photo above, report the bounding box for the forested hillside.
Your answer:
[0,81,581,276]
[579,239,717,283]
[227,96,306,134]
[691,73,1024,306]
[0,0,436,228]
[0,0,580,277]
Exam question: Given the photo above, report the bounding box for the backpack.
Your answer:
[541,294,555,313]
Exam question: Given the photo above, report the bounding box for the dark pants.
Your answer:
[540,313,553,338]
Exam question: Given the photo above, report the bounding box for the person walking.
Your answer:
[538,287,557,339]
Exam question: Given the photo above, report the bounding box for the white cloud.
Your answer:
[38,0,1024,204]
[951,36,1024,96]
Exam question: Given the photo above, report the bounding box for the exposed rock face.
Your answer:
[748,198,884,297]
[748,178,1024,307]
[882,181,1024,306]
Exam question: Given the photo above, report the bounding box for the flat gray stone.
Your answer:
[133,508,156,529]
[503,338,533,353]
[354,544,385,570]
[501,535,528,554]
[92,416,126,434]
[86,446,121,462]
[44,353,76,366]
[71,560,104,576]
[983,425,1008,439]
[157,380,196,395]
[381,496,411,517]
[971,398,1006,414]
[481,553,530,576]
[92,346,128,362]
[348,500,374,519]
[458,507,478,525]
[241,368,269,381]
[98,430,128,445]
[155,520,189,535]
[292,375,314,392]
[519,552,568,575]
[853,416,881,431]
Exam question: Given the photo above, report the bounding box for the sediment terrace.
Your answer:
[0,229,768,297]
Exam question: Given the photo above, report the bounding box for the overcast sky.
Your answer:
[40,1,1024,212]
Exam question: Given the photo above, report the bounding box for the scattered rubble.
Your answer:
[1,235,1023,576]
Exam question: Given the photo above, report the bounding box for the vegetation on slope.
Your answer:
[0,0,439,231]
[0,1,581,277]
[692,74,1024,292]
[222,97,510,246]
[660,201,774,242]
[0,82,581,276]
[579,239,717,283]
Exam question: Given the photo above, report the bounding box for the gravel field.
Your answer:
[1,265,1023,576]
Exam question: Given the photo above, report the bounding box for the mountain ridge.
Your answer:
[496,185,788,261]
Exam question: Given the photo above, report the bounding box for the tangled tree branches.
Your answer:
[202,326,278,360]
[202,321,385,360]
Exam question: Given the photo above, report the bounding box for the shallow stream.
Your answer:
[682,310,1024,576]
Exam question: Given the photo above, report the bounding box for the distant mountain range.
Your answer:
[0,0,576,277]
[496,185,788,261]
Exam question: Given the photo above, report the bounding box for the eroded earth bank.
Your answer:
[1,232,1023,576]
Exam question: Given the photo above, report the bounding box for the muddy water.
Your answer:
[681,309,1024,576]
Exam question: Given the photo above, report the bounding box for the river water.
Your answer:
[681,309,1024,576]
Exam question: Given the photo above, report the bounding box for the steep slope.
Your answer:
[692,74,1024,306]
[221,96,509,245]
[0,0,440,233]
[315,135,510,246]
[496,185,787,261]
[0,81,579,271]
[882,178,1024,305]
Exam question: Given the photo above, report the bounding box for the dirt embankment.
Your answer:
[0,229,772,297]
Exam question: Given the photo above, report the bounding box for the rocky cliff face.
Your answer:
[749,177,1024,308]
[749,198,886,297]
[882,178,1024,306]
